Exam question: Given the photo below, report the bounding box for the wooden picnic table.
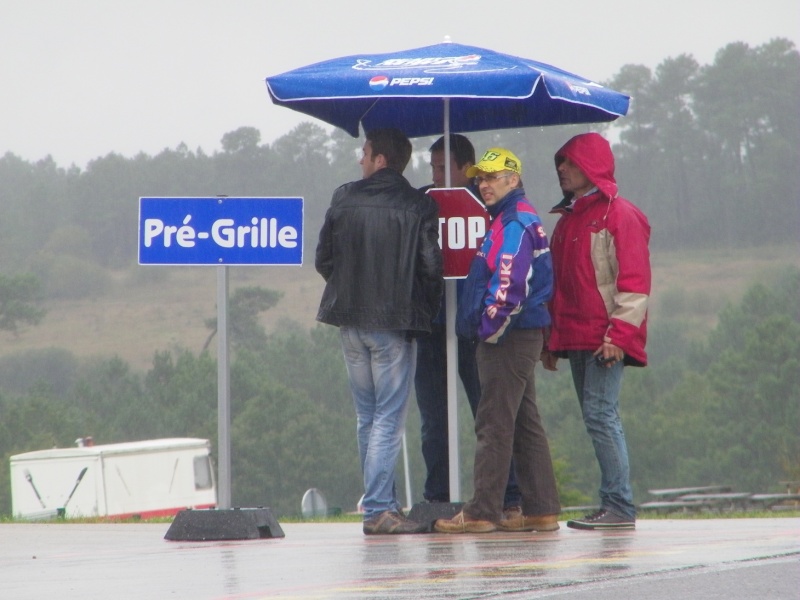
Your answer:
[678,492,753,509]
[749,493,800,509]
[559,505,599,514]
[638,499,713,514]
[640,492,751,513]
[640,486,800,513]
[647,485,732,501]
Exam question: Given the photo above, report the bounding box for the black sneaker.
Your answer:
[566,509,635,530]
[363,510,429,535]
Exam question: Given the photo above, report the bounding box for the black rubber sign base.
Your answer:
[164,507,285,541]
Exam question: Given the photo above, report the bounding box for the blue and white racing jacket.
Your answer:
[456,187,553,344]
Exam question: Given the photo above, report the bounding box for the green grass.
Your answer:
[279,512,362,524]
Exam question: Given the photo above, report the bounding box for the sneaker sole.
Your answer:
[434,522,496,534]
[364,525,429,535]
[363,528,428,535]
[566,520,635,530]
[497,522,560,532]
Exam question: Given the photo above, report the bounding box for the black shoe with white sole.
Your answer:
[566,509,635,530]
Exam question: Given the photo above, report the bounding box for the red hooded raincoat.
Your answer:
[547,133,651,366]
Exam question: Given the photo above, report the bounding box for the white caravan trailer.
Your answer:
[9,438,216,520]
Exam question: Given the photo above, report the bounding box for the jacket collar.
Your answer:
[550,187,609,215]
[550,195,573,215]
[487,187,526,219]
[368,167,404,181]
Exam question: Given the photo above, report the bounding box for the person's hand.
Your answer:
[593,341,623,368]
[540,349,558,371]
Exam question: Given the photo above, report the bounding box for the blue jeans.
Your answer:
[415,326,521,506]
[340,327,416,520]
[567,351,636,520]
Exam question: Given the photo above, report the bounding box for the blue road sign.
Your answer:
[138,197,304,265]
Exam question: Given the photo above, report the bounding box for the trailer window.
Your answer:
[194,456,213,490]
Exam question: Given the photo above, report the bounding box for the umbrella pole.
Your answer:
[443,98,462,502]
[444,99,451,187]
[445,281,460,502]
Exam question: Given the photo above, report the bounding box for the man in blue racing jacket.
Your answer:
[434,147,561,534]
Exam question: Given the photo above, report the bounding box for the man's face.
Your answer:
[430,150,472,188]
[475,171,517,207]
[557,156,594,197]
[360,141,380,179]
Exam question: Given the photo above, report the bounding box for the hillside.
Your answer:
[1,245,798,372]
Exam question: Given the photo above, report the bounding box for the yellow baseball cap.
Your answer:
[466,147,522,177]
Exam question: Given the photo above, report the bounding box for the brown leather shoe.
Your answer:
[496,513,559,532]
[434,511,496,534]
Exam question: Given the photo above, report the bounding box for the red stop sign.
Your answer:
[427,188,489,278]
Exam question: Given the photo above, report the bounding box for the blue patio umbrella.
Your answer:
[265,40,629,138]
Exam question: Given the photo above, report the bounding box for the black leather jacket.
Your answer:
[315,168,443,334]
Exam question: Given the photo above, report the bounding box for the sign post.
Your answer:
[426,188,488,502]
[139,196,303,515]
[216,265,231,509]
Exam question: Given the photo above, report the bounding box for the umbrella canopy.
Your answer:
[265,41,629,138]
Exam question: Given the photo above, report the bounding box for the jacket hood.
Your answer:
[554,133,618,200]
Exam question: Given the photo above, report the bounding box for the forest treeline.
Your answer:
[1,39,797,292]
[0,39,798,517]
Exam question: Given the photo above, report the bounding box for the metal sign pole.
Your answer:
[217,265,232,509]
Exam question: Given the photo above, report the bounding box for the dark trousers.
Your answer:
[415,325,521,505]
[463,328,560,521]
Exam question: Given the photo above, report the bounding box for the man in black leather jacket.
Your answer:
[315,128,443,535]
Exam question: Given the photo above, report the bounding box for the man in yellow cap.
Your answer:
[434,148,561,534]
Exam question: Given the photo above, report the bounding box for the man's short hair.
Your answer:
[429,134,476,168]
[366,128,412,173]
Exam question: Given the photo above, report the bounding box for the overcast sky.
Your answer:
[2,0,798,168]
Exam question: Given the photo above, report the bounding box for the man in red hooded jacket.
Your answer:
[542,132,650,530]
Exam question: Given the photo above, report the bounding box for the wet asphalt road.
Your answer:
[1,517,798,599]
